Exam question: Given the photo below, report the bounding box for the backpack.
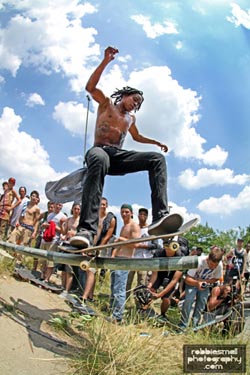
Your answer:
[177,236,189,256]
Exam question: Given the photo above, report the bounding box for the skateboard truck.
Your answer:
[163,239,180,252]
[79,250,100,271]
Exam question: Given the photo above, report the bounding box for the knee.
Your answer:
[150,152,166,166]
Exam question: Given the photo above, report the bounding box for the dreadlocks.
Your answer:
[111,86,144,111]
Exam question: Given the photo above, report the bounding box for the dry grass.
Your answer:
[68,315,250,375]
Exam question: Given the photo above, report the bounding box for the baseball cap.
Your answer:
[121,203,133,213]
[138,207,148,215]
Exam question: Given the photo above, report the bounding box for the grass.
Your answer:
[0,251,249,374]
[61,272,250,375]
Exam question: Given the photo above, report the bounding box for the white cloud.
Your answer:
[131,14,178,39]
[120,65,226,166]
[175,41,183,50]
[0,106,65,208]
[26,92,45,107]
[227,3,250,29]
[53,101,95,140]
[68,155,84,166]
[198,185,250,214]
[0,75,5,84]
[201,145,228,167]
[179,168,249,190]
[117,54,132,63]
[0,1,99,90]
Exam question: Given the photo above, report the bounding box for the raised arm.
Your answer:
[85,46,119,104]
[129,123,168,153]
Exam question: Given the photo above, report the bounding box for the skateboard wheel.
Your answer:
[80,260,90,271]
[169,241,179,252]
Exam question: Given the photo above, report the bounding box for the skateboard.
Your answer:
[65,294,99,317]
[13,267,63,293]
[193,308,233,333]
[59,217,199,270]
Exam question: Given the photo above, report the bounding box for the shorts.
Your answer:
[152,272,174,299]
[57,263,74,274]
[40,240,58,267]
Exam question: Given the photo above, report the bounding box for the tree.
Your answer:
[185,223,217,253]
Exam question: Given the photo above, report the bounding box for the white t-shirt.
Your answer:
[188,255,223,280]
[10,196,29,227]
[134,226,153,258]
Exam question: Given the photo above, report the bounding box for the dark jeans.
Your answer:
[79,145,168,234]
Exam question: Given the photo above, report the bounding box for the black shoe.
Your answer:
[69,229,93,248]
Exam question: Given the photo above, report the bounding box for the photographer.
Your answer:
[178,246,223,330]
[147,238,188,323]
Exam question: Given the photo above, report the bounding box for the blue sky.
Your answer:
[0,0,249,233]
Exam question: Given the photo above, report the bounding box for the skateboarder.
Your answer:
[70,46,180,249]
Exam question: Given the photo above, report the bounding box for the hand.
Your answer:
[104,46,119,62]
[159,143,168,153]
[150,291,159,299]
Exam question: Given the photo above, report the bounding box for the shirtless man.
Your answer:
[9,190,40,246]
[109,204,141,323]
[70,46,173,249]
[207,284,232,313]
[0,178,21,240]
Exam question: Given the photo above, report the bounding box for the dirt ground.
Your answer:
[0,271,75,375]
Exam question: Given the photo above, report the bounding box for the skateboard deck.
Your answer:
[14,267,63,293]
[193,308,233,332]
[65,294,99,316]
[59,217,199,255]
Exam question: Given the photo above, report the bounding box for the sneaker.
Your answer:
[69,229,93,248]
[148,213,183,236]
[59,290,68,299]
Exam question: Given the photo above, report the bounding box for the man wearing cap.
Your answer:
[109,203,140,323]
[0,178,21,240]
